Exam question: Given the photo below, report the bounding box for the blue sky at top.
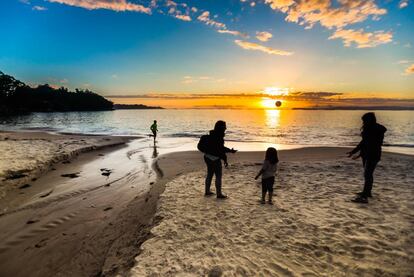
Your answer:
[0,0,413,97]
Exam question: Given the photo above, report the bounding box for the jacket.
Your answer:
[350,123,387,161]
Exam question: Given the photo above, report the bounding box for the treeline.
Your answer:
[0,71,113,115]
[113,104,163,110]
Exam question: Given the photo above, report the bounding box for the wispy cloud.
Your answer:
[399,0,409,8]
[329,28,392,48]
[404,64,414,75]
[265,0,386,29]
[256,31,273,42]
[197,11,226,29]
[182,75,226,84]
[234,40,293,56]
[264,0,390,48]
[33,5,47,11]
[46,0,151,14]
[218,29,247,38]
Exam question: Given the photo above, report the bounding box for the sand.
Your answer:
[0,131,129,200]
[1,135,413,277]
[0,133,202,277]
[131,149,414,276]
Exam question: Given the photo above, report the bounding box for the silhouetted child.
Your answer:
[255,147,279,205]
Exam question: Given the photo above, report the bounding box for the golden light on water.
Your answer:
[265,109,280,128]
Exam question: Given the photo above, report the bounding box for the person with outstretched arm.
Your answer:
[347,112,387,204]
[198,120,237,199]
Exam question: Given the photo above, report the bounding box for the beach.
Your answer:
[0,132,413,276]
[131,149,414,276]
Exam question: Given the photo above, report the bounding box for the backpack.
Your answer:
[197,134,210,153]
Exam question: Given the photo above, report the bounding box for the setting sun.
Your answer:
[261,97,284,109]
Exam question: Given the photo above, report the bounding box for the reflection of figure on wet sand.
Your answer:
[347,112,387,204]
[152,143,158,159]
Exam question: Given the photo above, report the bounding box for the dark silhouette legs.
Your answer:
[204,157,223,197]
[362,159,378,197]
[261,177,274,204]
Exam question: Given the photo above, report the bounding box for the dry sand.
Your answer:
[131,149,414,276]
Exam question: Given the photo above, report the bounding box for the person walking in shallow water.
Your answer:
[347,112,387,203]
[198,120,237,199]
[150,120,158,143]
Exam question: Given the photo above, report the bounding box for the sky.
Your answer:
[1,0,413,108]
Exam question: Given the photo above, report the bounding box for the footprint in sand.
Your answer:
[100,168,112,177]
[61,173,80,178]
[19,184,31,189]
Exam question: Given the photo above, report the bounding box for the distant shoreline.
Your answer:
[113,104,164,110]
[293,106,414,111]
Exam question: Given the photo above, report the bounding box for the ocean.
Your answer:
[1,109,413,154]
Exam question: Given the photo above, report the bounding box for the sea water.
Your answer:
[1,110,413,154]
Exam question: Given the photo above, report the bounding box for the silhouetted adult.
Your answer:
[199,120,237,199]
[347,112,387,203]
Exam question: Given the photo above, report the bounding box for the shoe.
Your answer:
[268,201,274,205]
[217,194,228,199]
[351,196,368,204]
[356,192,372,198]
[204,191,215,197]
[260,200,266,204]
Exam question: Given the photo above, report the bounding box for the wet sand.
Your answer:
[0,132,202,276]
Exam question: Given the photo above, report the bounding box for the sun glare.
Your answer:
[261,97,283,109]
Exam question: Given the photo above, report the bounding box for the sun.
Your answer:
[261,98,283,109]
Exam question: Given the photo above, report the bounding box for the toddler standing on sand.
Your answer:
[255,147,279,204]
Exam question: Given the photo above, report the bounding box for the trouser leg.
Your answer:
[261,181,267,201]
[204,157,214,194]
[214,160,223,195]
[363,159,378,197]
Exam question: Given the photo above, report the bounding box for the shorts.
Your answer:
[262,176,274,194]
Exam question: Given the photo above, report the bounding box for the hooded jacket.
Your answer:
[204,130,232,162]
[350,123,387,161]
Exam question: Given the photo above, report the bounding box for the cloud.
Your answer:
[46,0,151,14]
[256,31,273,42]
[404,64,414,75]
[329,28,392,48]
[217,29,247,38]
[264,0,391,48]
[399,0,408,8]
[182,75,227,84]
[234,40,293,56]
[174,14,191,21]
[197,11,226,29]
[33,5,47,11]
[265,0,386,30]
[164,0,192,21]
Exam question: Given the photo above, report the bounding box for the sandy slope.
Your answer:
[131,149,414,276]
